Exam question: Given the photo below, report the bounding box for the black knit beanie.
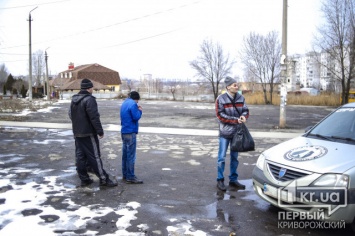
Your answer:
[130,91,140,100]
[81,79,93,89]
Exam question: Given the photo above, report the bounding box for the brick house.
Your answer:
[50,63,121,99]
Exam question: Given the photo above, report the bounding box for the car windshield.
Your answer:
[308,107,355,143]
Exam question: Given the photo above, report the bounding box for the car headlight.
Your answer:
[256,153,266,170]
[311,174,349,187]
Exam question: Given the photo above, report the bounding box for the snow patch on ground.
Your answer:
[0,167,143,236]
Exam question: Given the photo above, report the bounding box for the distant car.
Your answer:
[252,102,355,228]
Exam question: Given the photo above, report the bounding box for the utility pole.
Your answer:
[45,48,50,100]
[28,6,38,102]
[279,0,287,128]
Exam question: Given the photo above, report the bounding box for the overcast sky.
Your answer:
[0,0,323,80]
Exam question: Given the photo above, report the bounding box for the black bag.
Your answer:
[227,94,255,152]
[231,122,255,152]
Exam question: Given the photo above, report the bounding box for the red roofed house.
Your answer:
[50,63,121,99]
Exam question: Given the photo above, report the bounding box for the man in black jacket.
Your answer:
[69,78,117,187]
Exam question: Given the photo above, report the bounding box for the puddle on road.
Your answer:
[56,130,74,136]
[201,179,271,223]
[33,139,67,145]
[150,150,168,155]
[0,155,25,164]
[240,180,271,211]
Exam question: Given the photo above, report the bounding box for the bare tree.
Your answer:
[243,67,258,93]
[190,39,235,100]
[0,64,9,93]
[240,31,281,104]
[120,78,133,94]
[152,78,163,96]
[166,79,180,100]
[314,0,355,104]
[126,79,133,92]
[179,79,190,100]
[32,50,45,87]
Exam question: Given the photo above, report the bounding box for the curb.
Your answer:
[0,121,302,139]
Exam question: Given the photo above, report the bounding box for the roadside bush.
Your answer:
[32,92,44,99]
[0,99,28,113]
[20,85,26,98]
[114,94,128,99]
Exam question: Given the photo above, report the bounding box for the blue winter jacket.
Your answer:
[120,98,142,134]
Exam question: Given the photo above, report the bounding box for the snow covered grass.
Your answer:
[0,98,56,113]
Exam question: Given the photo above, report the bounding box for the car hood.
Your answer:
[264,136,355,174]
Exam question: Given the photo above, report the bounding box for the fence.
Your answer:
[61,91,119,100]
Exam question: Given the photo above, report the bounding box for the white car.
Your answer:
[253,102,355,228]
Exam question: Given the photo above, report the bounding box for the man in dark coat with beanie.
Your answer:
[69,78,117,187]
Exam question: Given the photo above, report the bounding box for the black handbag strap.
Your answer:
[227,93,241,117]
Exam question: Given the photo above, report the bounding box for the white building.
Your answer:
[285,53,321,92]
[286,54,301,91]
[288,47,355,93]
[319,50,349,93]
[297,52,321,89]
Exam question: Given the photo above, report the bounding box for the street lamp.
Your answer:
[28,6,38,102]
[45,47,50,100]
[279,0,287,128]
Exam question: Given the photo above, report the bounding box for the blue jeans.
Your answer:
[121,133,137,180]
[217,137,239,182]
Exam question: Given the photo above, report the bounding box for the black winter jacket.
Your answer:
[69,91,104,137]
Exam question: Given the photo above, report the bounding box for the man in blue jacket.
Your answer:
[120,91,143,184]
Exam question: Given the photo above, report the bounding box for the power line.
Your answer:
[0,0,69,10]
[74,1,199,34]
[0,59,28,63]
[0,1,200,50]
[0,52,28,55]
[102,27,184,48]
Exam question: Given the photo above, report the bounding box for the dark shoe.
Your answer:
[125,177,143,184]
[86,167,95,174]
[100,178,118,187]
[229,181,245,189]
[217,180,227,191]
[81,179,94,187]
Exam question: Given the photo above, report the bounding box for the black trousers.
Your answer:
[75,135,109,183]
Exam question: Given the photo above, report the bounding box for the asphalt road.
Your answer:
[1,99,353,236]
[22,99,335,131]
